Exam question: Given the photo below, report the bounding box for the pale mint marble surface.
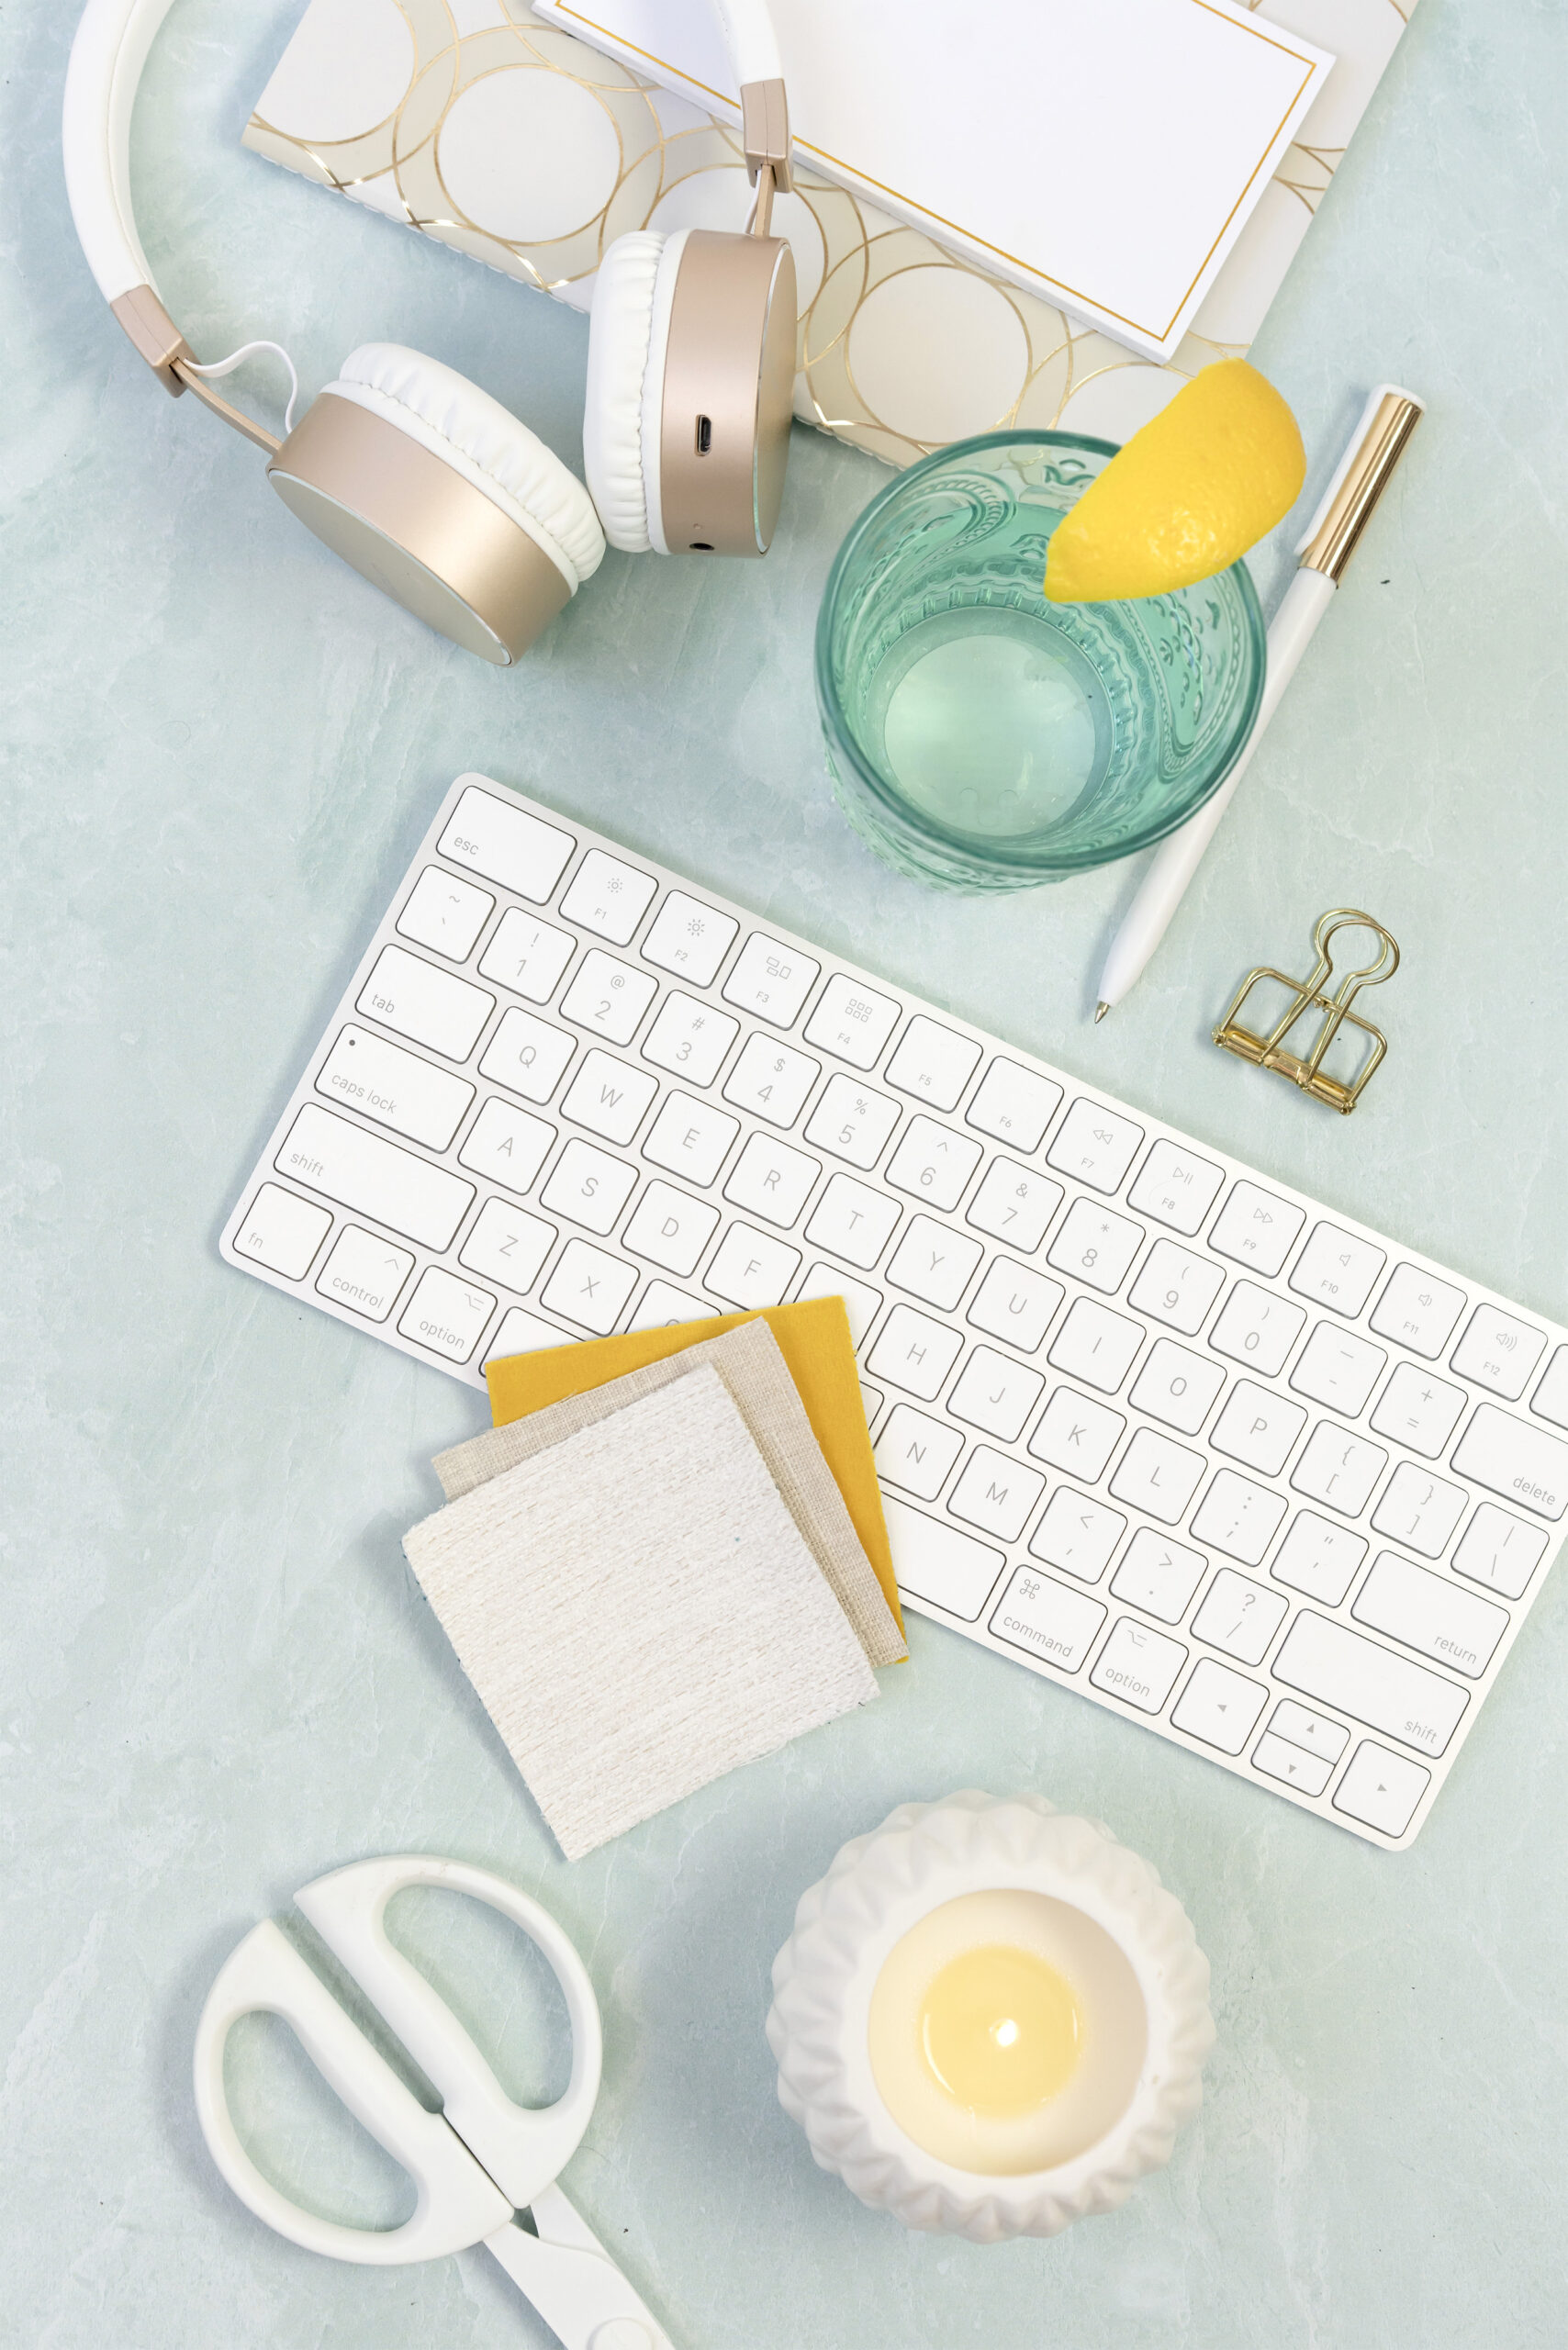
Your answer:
[4,3,1567,2345]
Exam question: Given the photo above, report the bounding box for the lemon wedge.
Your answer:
[1045,360,1305,604]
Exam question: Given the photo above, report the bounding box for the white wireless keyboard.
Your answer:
[223,776,1568,1849]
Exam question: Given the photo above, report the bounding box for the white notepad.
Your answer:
[535,0,1334,363]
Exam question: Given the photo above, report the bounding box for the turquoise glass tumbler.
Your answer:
[815,431,1266,890]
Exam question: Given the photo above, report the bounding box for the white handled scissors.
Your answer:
[194,1854,676,2350]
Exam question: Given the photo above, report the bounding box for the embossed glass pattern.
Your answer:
[815,432,1266,890]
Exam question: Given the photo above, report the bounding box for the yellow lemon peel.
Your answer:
[1045,360,1305,604]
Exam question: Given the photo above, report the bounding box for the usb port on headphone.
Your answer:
[695,415,713,454]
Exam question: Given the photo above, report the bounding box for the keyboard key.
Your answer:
[1028,1388,1125,1483]
[1047,1297,1144,1394]
[1289,1424,1387,1517]
[965,1158,1063,1254]
[1351,1551,1507,1679]
[1091,1619,1187,1713]
[1209,1181,1305,1278]
[885,1015,982,1112]
[704,1222,801,1310]
[1190,1468,1288,1565]
[1108,1528,1205,1622]
[1047,1199,1144,1294]
[540,1237,638,1334]
[1030,1490,1126,1583]
[1046,1097,1144,1193]
[1126,1139,1226,1237]
[485,1305,572,1364]
[358,944,493,1061]
[1332,1741,1430,1840]
[887,1215,984,1312]
[628,1281,711,1331]
[722,1034,821,1126]
[319,1022,476,1152]
[1450,1503,1549,1601]
[1369,1260,1466,1359]
[990,1567,1106,1670]
[948,1447,1046,1542]
[1289,1222,1386,1317]
[476,908,575,1005]
[1370,1462,1467,1558]
[1170,1658,1269,1754]
[1369,1361,1467,1459]
[875,1404,966,1501]
[947,1346,1045,1442]
[1108,1428,1206,1524]
[859,1382,884,1427]
[1532,1345,1568,1429]
[1209,1381,1308,1477]
[642,1091,739,1188]
[540,1137,638,1236]
[274,1104,474,1250]
[398,1264,496,1363]
[967,1259,1064,1353]
[1251,1731,1333,1798]
[398,867,494,961]
[561,1048,659,1147]
[1190,1569,1288,1666]
[639,890,738,988]
[1128,1337,1226,1436]
[802,973,901,1070]
[640,991,739,1087]
[1270,1511,1368,1606]
[1266,1699,1349,1764]
[622,1181,721,1278]
[723,1133,821,1227]
[1450,1304,1547,1400]
[232,1183,331,1281]
[1208,1281,1306,1378]
[885,1116,983,1212]
[315,1225,413,1323]
[722,932,820,1026]
[458,1098,555,1195]
[558,848,658,945]
[965,1058,1062,1153]
[802,1073,900,1169]
[1450,1402,1568,1520]
[793,1262,882,1348]
[458,1199,555,1294]
[478,1006,576,1103]
[1126,1239,1225,1336]
[1271,1611,1468,1757]
[559,948,658,1046]
[1288,1325,1386,1417]
[887,1496,1004,1620]
[438,784,573,901]
[804,1172,901,1269]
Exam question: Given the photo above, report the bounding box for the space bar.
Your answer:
[274,1103,475,1251]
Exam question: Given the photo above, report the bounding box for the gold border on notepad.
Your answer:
[549,0,1320,342]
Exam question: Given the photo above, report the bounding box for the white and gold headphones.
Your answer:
[63,0,797,664]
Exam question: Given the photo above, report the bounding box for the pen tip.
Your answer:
[1094,1001,1112,1024]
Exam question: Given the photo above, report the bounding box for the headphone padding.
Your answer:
[583,231,674,556]
[329,344,605,593]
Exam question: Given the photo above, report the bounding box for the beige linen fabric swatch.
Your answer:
[404,1365,879,1861]
[431,1317,906,1667]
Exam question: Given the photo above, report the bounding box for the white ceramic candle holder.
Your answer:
[766,1791,1214,2242]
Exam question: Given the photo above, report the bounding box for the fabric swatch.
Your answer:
[434,1317,906,1668]
[403,1366,879,1861]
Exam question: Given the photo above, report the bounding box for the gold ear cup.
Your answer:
[268,397,570,665]
[656,230,797,557]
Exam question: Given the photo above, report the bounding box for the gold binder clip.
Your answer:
[1213,908,1400,1115]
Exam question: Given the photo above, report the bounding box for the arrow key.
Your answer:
[1170,1656,1269,1753]
[1332,1740,1431,1840]
[1251,1729,1333,1797]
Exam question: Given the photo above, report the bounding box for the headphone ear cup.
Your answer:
[268,344,605,665]
[584,230,683,555]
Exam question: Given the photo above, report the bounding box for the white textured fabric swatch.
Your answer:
[432,1317,906,1667]
[403,1366,879,1860]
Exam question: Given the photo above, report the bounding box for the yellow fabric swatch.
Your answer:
[487,1297,902,1636]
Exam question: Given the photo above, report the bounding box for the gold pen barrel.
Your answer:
[1298,387,1423,582]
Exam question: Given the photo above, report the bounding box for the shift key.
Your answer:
[1272,1610,1468,1759]
[275,1104,474,1250]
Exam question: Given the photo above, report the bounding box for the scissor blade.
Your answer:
[484,2185,676,2350]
